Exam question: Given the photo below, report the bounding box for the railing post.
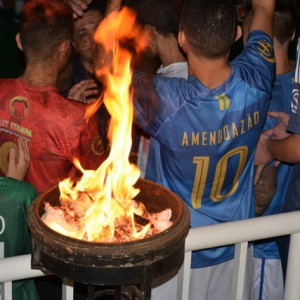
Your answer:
[231,242,248,300]
[178,250,192,300]
[284,232,300,300]
[62,278,74,300]
[3,281,12,300]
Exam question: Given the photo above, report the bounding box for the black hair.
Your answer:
[181,0,237,58]
[274,0,296,44]
[86,0,107,15]
[20,0,73,62]
[126,0,180,36]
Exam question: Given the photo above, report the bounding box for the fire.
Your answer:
[42,8,172,242]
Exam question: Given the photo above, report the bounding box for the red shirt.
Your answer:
[0,78,108,193]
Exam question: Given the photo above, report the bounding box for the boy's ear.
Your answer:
[59,39,71,55]
[178,30,187,52]
[235,25,242,41]
[15,33,23,51]
[291,30,296,42]
[57,39,71,64]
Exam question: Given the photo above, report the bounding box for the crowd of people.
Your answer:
[0,0,299,299]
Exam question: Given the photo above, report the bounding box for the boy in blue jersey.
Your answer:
[245,1,296,299]
[94,0,276,298]
[130,0,276,299]
[255,36,300,283]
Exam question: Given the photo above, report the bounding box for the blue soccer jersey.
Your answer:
[288,38,300,134]
[254,69,295,260]
[133,30,275,268]
[282,37,300,220]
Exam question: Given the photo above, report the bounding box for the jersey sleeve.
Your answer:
[132,71,164,136]
[231,30,276,94]
[287,38,300,134]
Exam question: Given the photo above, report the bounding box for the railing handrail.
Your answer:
[185,210,300,251]
[0,254,45,282]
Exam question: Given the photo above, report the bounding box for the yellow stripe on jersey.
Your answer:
[215,93,230,110]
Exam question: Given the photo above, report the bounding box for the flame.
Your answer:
[44,8,151,242]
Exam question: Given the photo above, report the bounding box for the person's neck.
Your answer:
[156,34,186,67]
[274,44,293,75]
[188,52,230,89]
[21,63,59,87]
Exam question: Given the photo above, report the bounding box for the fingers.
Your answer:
[67,80,100,103]
[264,127,276,138]
[260,130,270,141]
[68,79,97,94]
[66,0,92,18]
[81,89,99,103]
[18,136,30,165]
[6,137,30,181]
[7,146,17,172]
[254,165,264,185]
[265,118,290,140]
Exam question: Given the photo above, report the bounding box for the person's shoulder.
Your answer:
[18,180,38,198]
[0,177,38,199]
[275,68,295,83]
[0,78,17,87]
[157,62,188,79]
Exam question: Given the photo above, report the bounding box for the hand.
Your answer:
[65,0,92,19]
[254,132,273,185]
[6,137,30,181]
[266,111,290,139]
[67,79,100,103]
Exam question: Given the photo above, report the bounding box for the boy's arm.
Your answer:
[250,0,275,38]
[267,134,300,163]
[255,131,300,184]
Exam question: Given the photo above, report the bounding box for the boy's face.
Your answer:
[72,10,103,64]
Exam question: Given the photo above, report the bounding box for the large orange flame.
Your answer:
[43,8,151,242]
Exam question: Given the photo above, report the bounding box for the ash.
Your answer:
[41,195,173,243]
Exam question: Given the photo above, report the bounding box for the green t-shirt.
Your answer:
[0,177,39,300]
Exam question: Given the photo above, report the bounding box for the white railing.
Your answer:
[1,211,300,300]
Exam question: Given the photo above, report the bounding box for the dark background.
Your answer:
[0,2,25,78]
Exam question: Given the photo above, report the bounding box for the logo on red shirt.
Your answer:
[9,96,30,120]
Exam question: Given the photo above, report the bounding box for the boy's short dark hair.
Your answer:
[20,0,73,62]
[274,0,296,45]
[86,0,107,15]
[181,0,238,58]
[126,0,180,36]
